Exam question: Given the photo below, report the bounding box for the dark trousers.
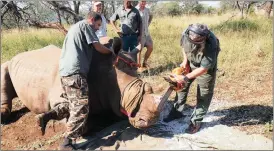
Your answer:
[174,67,217,125]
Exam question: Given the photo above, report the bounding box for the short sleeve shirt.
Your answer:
[136,6,151,36]
[181,31,218,70]
[110,6,142,35]
[59,20,99,77]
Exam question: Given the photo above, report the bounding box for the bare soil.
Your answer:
[1,72,272,150]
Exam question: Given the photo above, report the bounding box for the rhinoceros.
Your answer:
[0,37,166,132]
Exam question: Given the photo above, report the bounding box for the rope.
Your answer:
[114,56,141,68]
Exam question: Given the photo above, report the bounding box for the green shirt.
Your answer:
[110,6,142,35]
[181,31,219,70]
[59,20,99,77]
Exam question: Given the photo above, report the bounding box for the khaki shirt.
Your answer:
[110,6,142,35]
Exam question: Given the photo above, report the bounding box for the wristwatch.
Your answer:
[183,76,189,83]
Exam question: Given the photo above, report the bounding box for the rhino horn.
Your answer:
[157,87,173,111]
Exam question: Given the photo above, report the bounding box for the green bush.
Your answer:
[211,19,259,32]
[151,2,182,17]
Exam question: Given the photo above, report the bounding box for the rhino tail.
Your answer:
[1,61,17,122]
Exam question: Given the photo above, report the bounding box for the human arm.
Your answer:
[84,23,113,54]
[109,10,123,37]
[148,10,153,27]
[179,47,190,74]
[137,11,143,43]
[176,37,218,83]
[92,42,113,54]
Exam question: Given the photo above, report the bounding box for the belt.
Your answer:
[122,33,138,36]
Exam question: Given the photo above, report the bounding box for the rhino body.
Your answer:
[1,39,162,129]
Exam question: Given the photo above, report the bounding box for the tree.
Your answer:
[0,1,89,34]
[166,2,182,16]
[150,2,182,17]
[1,1,140,32]
[192,4,204,15]
[236,1,257,18]
[261,1,273,18]
[180,1,207,15]
[220,1,238,13]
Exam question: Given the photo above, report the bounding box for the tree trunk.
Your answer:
[56,10,62,25]
[73,1,80,15]
[111,1,115,13]
[101,1,104,13]
[131,1,138,7]
[264,1,273,18]
[236,1,244,19]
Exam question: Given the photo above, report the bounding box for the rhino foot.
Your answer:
[1,107,11,123]
[35,113,48,135]
[35,110,58,135]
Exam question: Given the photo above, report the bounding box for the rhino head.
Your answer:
[128,86,162,129]
[100,36,167,129]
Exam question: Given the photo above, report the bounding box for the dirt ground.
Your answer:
[1,73,273,150]
[0,99,65,150]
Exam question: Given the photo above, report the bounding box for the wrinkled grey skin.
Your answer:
[1,37,164,130]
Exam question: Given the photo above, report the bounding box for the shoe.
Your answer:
[35,110,58,135]
[137,67,147,73]
[58,137,76,150]
[163,108,184,123]
[185,122,202,134]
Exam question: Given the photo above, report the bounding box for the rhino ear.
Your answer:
[113,37,122,55]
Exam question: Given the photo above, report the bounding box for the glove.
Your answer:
[164,74,185,91]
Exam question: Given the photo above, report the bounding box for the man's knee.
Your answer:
[147,44,153,51]
[197,76,216,94]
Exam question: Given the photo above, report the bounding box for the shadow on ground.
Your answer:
[208,104,273,126]
[1,107,30,125]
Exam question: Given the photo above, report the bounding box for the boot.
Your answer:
[58,137,76,150]
[163,108,184,123]
[185,122,202,134]
[35,110,58,135]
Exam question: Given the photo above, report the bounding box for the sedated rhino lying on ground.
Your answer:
[1,37,167,131]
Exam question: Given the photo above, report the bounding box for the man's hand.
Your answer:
[164,74,186,91]
[92,42,112,54]
[180,61,190,74]
[171,74,188,85]
[117,31,123,38]
[138,35,141,43]
[136,43,142,52]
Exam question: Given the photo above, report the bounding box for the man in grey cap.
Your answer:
[164,23,220,134]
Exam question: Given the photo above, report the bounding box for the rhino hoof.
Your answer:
[35,114,47,135]
[1,108,11,123]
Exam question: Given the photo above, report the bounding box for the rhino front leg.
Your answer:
[36,102,70,135]
[1,61,17,122]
